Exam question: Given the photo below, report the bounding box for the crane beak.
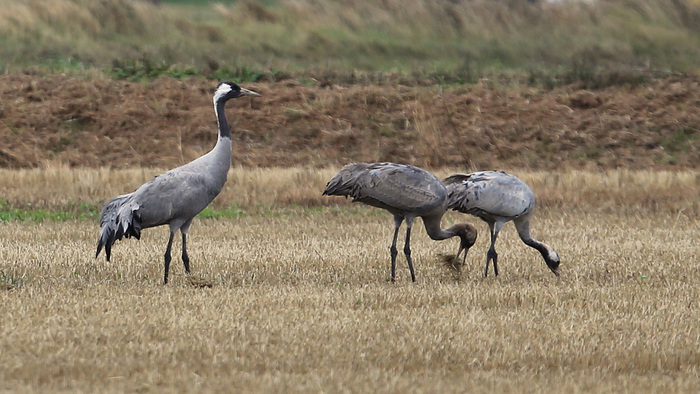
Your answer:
[239,87,261,97]
[455,244,469,267]
[550,265,560,277]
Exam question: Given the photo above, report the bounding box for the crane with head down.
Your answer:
[444,170,560,277]
[324,162,477,282]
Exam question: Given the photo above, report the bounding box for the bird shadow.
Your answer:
[186,275,214,289]
[438,253,463,271]
[436,253,467,282]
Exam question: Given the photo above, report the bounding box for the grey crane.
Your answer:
[323,162,478,282]
[443,171,560,277]
[96,81,260,284]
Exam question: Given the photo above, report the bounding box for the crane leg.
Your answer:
[390,217,403,282]
[403,223,416,283]
[181,233,190,274]
[485,246,499,277]
[163,231,175,284]
[390,227,400,283]
[180,220,193,275]
[491,250,499,277]
[485,221,503,277]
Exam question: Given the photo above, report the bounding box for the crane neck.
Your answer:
[422,214,454,241]
[214,99,231,140]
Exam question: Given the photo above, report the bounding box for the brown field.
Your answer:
[1,73,699,171]
[1,169,699,392]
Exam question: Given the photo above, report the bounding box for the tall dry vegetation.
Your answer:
[0,166,698,215]
[1,0,700,77]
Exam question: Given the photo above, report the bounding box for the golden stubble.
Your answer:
[1,166,698,214]
[1,203,699,392]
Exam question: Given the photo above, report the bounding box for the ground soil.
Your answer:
[0,73,698,170]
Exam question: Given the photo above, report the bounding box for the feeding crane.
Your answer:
[324,162,477,282]
[444,171,560,277]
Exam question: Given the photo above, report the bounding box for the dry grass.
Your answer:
[1,205,699,392]
[0,166,698,215]
[1,168,699,391]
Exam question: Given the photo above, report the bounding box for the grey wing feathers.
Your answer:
[129,172,182,226]
[95,193,141,261]
[322,163,372,198]
[445,171,535,219]
[95,168,222,261]
[363,163,445,212]
[129,170,218,227]
[324,163,445,213]
[95,173,174,261]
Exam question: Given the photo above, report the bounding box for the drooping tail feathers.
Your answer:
[95,193,142,261]
[322,163,371,198]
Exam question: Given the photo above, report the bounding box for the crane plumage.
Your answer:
[95,81,260,284]
[444,171,560,277]
[323,162,477,282]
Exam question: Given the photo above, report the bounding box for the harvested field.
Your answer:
[2,1,699,391]
[1,166,698,214]
[1,169,699,392]
[1,208,699,392]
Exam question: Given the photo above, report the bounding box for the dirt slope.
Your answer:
[0,74,698,170]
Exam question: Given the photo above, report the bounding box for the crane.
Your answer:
[443,171,560,277]
[96,81,260,284]
[323,162,477,282]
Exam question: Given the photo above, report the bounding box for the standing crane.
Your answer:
[443,171,560,277]
[96,82,261,284]
[323,162,477,282]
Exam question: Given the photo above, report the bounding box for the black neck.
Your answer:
[524,238,547,257]
[216,99,231,139]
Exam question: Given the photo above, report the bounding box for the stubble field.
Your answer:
[2,1,700,391]
[1,168,699,392]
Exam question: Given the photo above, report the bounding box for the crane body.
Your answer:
[444,171,560,277]
[96,82,260,284]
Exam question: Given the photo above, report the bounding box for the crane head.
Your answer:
[214,81,261,105]
[545,249,560,276]
[454,223,478,265]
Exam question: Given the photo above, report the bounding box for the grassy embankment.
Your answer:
[1,0,700,86]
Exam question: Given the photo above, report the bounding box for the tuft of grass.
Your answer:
[0,268,26,290]
[661,127,699,153]
[0,208,94,222]
[110,58,197,82]
[0,199,98,222]
[197,204,247,220]
[109,56,284,82]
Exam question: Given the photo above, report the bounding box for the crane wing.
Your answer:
[444,171,534,219]
[324,162,445,213]
[130,169,218,227]
[323,163,372,198]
